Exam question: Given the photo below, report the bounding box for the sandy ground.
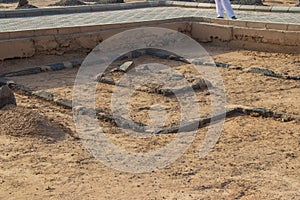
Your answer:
[0,0,143,10]
[0,0,298,10]
[0,45,299,199]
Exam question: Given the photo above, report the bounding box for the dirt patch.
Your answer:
[0,106,66,141]
[0,0,296,10]
[49,0,86,6]
[0,0,142,10]
[0,46,299,199]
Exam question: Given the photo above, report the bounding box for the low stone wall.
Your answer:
[191,22,300,52]
[0,19,299,60]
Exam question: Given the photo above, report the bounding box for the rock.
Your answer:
[0,85,17,109]
[55,99,72,108]
[119,61,134,72]
[34,91,54,101]
[16,0,37,9]
[215,62,231,68]
[49,0,86,6]
[0,77,9,86]
[98,77,115,85]
[248,68,283,78]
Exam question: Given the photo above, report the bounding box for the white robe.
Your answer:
[215,0,235,18]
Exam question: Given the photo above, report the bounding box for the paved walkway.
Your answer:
[0,6,299,33]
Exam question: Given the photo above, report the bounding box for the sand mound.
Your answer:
[49,0,86,6]
[0,107,66,141]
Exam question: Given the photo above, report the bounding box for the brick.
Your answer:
[0,39,35,60]
[80,25,104,33]
[0,32,10,40]
[266,23,288,31]
[172,1,186,7]
[183,2,198,8]
[9,30,36,39]
[74,33,101,49]
[287,24,300,31]
[197,3,214,9]
[191,22,233,43]
[34,29,58,37]
[231,5,241,10]
[228,20,247,28]
[210,18,230,25]
[201,17,211,23]
[254,5,272,12]
[163,1,175,6]
[246,22,266,29]
[239,5,256,11]
[58,27,82,35]
[156,22,189,33]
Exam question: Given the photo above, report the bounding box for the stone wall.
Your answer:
[0,20,299,60]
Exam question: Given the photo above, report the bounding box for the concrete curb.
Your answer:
[0,1,299,19]
[0,18,299,60]
[0,1,166,18]
[0,16,298,41]
[165,1,300,13]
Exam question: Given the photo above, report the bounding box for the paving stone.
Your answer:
[0,7,299,34]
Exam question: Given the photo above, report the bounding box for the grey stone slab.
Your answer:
[288,7,300,13]
[0,6,299,34]
[271,6,290,12]
[239,5,256,11]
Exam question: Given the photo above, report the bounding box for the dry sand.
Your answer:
[0,45,299,199]
[0,0,298,10]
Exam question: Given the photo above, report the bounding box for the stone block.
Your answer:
[266,23,288,31]
[191,22,233,42]
[271,6,289,12]
[0,39,35,60]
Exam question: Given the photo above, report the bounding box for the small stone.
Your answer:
[16,0,37,9]
[215,62,231,68]
[0,85,16,109]
[34,91,54,101]
[119,61,134,72]
[99,77,115,85]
